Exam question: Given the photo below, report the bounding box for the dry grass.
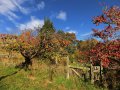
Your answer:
[0,48,104,90]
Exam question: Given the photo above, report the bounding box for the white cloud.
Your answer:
[56,11,67,21]
[67,30,77,34]
[12,0,29,14]
[80,31,92,37]
[37,1,45,10]
[64,27,77,34]
[0,0,28,21]
[19,16,44,30]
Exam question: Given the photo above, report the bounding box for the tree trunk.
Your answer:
[50,65,54,81]
[22,57,32,70]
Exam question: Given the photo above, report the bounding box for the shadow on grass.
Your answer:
[0,69,21,81]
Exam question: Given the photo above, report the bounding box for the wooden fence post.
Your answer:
[55,56,58,65]
[90,61,94,84]
[100,60,103,86]
[66,56,69,79]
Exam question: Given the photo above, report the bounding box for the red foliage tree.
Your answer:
[91,6,120,69]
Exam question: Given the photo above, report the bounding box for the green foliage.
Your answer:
[57,30,65,35]
[77,39,98,51]
[40,18,55,34]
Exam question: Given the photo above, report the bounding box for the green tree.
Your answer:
[40,18,55,34]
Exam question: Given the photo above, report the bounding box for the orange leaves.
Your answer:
[18,31,39,50]
[58,38,71,47]
[13,30,40,59]
[63,40,71,46]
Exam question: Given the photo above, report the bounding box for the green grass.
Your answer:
[0,62,106,90]
[0,51,106,90]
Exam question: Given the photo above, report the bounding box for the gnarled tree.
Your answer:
[16,30,40,69]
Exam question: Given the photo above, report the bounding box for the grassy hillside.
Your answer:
[0,48,105,90]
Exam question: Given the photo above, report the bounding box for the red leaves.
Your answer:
[92,6,120,43]
[104,6,120,27]
[92,8,119,70]
[102,58,110,68]
[93,15,106,25]
[90,40,120,68]
[92,25,116,42]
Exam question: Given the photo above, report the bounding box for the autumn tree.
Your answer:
[14,30,40,69]
[38,19,74,63]
[0,30,40,70]
[38,20,70,80]
[91,6,120,89]
[91,5,120,68]
[77,39,98,63]
[38,18,58,63]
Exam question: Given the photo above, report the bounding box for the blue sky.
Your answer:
[0,0,119,40]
